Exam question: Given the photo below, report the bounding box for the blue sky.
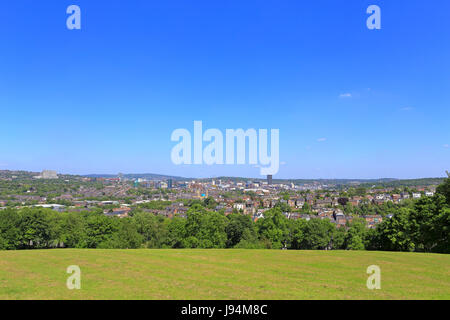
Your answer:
[0,0,449,179]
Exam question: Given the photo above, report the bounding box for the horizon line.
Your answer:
[0,169,447,181]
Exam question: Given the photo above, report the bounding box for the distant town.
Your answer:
[0,170,445,230]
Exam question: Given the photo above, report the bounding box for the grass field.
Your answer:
[0,249,449,300]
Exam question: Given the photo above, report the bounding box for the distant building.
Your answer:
[34,204,65,212]
[363,215,383,228]
[160,181,168,189]
[34,170,58,179]
[167,179,173,189]
[267,175,273,185]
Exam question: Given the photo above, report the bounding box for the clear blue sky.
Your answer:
[0,0,449,179]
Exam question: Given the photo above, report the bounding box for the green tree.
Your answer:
[332,226,347,249]
[436,173,450,205]
[368,208,414,252]
[256,208,290,249]
[288,218,307,249]
[165,216,186,248]
[301,219,334,250]
[225,213,256,248]
[0,209,22,249]
[84,214,119,248]
[18,208,54,249]
[60,212,87,248]
[100,218,143,249]
[344,218,367,250]
[133,212,168,248]
[183,205,227,248]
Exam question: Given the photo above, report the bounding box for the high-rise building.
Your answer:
[267,175,273,185]
[167,179,173,189]
[160,181,168,189]
[34,170,58,179]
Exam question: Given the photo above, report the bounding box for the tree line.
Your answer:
[0,177,449,253]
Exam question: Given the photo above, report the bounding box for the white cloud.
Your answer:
[401,106,413,111]
[317,138,327,142]
[339,93,352,98]
[444,144,449,148]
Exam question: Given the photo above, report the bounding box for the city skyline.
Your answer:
[1,0,449,179]
[0,168,448,181]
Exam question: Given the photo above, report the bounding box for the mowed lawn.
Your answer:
[0,249,449,300]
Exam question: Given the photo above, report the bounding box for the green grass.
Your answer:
[0,249,449,300]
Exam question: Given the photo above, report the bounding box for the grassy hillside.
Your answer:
[0,249,449,300]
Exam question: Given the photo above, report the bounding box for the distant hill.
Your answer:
[83,173,188,181]
[197,176,399,184]
[195,176,446,187]
[1,170,445,186]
